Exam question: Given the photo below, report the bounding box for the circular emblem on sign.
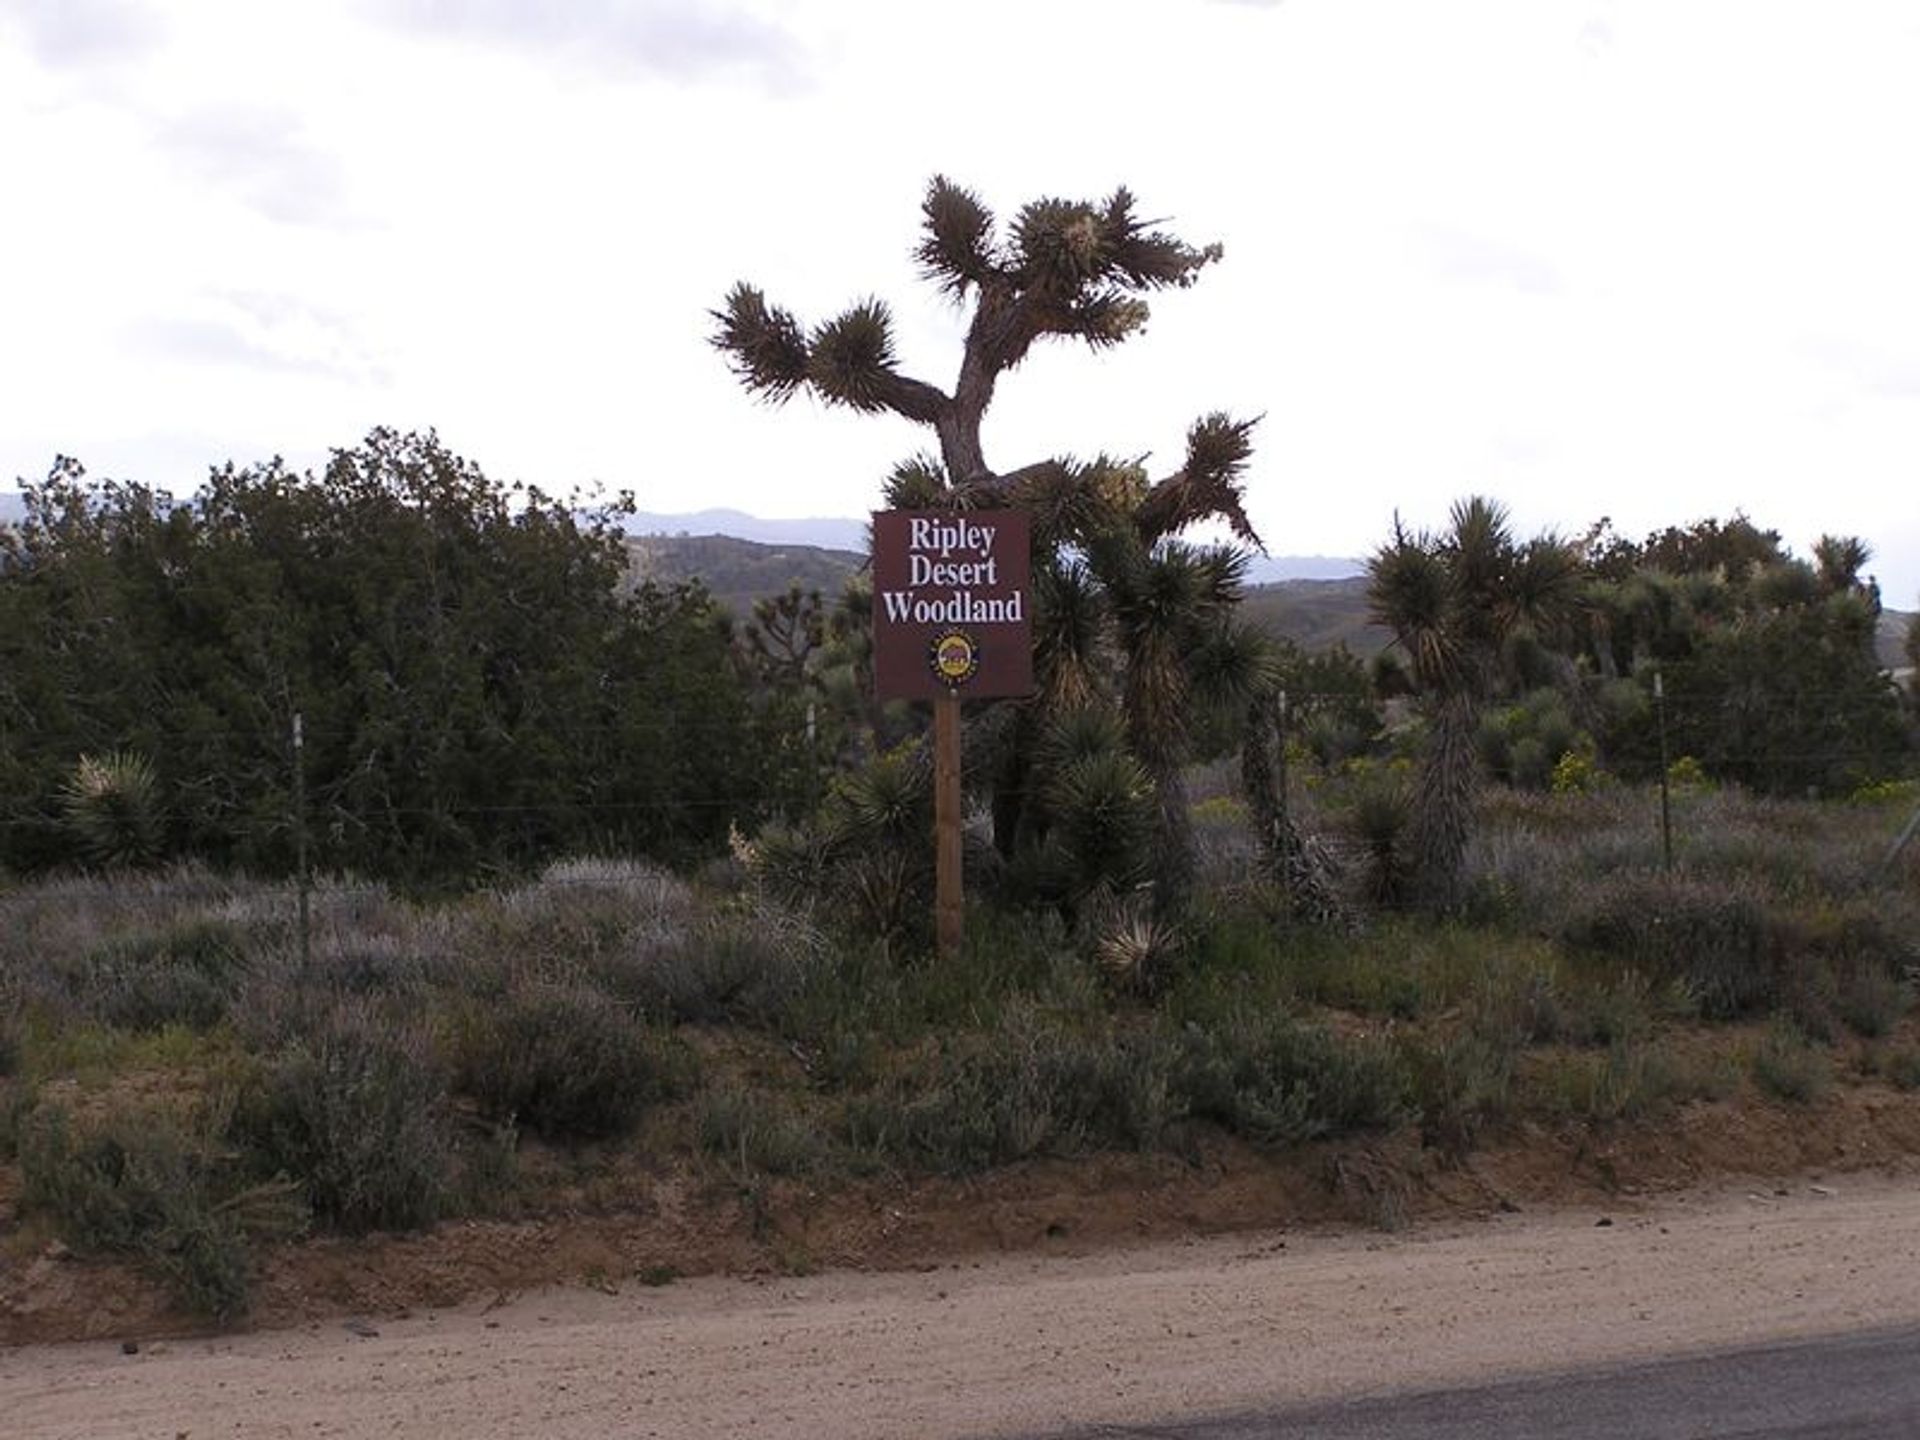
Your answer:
[928,628,982,689]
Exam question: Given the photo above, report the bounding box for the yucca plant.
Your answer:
[1367,498,1582,909]
[1350,776,1414,908]
[59,750,163,870]
[775,745,937,942]
[1046,746,1158,901]
[1090,895,1187,996]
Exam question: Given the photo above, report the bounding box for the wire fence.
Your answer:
[4,681,1915,899]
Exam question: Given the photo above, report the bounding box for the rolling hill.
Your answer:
[624,532,863,617]
[4,491,1910,670]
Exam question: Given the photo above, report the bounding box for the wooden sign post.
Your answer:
[870,509,1033,961]
[934,691,963,958]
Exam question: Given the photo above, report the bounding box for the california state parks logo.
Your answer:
[928,628,981,689]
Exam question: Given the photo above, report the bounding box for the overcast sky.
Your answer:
[3,0,1917,600]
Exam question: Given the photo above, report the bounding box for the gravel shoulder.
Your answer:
[7,1173,1920,1440]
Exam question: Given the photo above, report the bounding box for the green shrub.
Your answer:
[454,982,682,1141]
[1807,905,1917,1038]
[1570,972,1660,1047]
[233,1014,455,1232]
[1668,755,1711,789]
[1836,966,1911,1039]
[1468,966,1573,1048]
[598,900,824,1027]
[1549,746,1604,795]
[1559,874,1783,1019]
[474,859,696,976]
[20,1105,302,1320]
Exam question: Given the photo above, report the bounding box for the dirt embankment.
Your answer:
[5,1165,1920,1439]
[6,1078,1920,1353]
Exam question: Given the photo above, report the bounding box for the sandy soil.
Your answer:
[6,1172,1920,1440]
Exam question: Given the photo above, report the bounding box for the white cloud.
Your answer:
[368,0,810,90]
[154,105,356,228]
[0,0,1915,603]
[0,0,164,67]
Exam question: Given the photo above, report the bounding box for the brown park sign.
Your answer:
[871,509,1032,700]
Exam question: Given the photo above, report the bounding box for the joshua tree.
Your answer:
[712,177,1250,513]
[1366,497,1582,910]
[711,178,1265,908]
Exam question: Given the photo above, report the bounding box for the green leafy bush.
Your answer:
[1477,690,1583,791]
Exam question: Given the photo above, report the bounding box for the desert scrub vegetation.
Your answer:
[18,1102,305,1321]
[2,772,1917,1323]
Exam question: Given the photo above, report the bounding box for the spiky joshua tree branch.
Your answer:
[711,176,1241,518]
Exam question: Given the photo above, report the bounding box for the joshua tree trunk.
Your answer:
[1241,694,1347,924]
[1151,762,1195,918]
[1406,690,1479,912]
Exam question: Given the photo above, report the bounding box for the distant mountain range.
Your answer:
[625,508,869,554]
[624,532,865,617]
[627,527,1916,671]
[623,508,1364,586]
[622,524,1390,652]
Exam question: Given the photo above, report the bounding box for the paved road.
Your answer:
[1045,1325,1920,1439]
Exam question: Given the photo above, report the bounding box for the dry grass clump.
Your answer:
[20,1102,304,1320]
[693,1085,827,1177]
[1175,1008,1409,1147]
[1749,1022,1834,1104]
[845,1004,1179,1173]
